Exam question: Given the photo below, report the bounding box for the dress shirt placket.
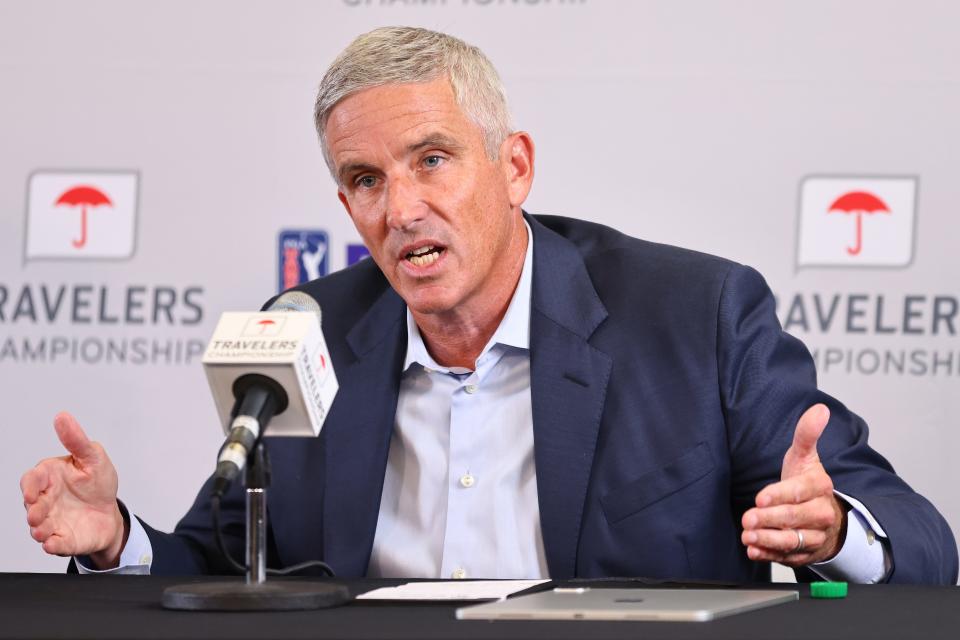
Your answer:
[438,347,508,580]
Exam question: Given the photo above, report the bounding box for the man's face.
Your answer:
[326,77,529,318]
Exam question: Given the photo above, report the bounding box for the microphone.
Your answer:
[202,292,338,497]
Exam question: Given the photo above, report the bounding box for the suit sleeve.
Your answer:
[715,263,958,585]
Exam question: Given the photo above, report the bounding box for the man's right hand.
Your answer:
[20,412,127,569]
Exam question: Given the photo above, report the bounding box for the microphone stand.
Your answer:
[162,441,349,611]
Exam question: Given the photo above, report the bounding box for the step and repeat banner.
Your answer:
[2,1,958,575]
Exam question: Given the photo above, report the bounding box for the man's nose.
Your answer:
[384,175,426,230]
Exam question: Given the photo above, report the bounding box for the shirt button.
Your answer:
[451,568,467,579]
[460,474,475,488]
[866,529,876,546]
[464,384,478,394]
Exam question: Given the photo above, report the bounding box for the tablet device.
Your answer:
[456,587,798,622]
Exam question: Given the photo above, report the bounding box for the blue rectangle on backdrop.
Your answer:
[347,243,371,267]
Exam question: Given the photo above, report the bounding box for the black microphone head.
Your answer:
[269,291,321,320]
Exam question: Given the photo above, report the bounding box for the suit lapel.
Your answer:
[321,286,406,577]
[528,216,612,579]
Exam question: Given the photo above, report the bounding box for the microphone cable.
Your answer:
[211,494,336,578]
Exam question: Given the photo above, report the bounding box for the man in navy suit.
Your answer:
[21,27,957,584]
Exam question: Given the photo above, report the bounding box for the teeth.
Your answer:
[405,245,443,267]
[408,251,440,267]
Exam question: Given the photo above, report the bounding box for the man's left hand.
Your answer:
[741,403,848,566]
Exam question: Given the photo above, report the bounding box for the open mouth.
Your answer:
[405,245,445,267]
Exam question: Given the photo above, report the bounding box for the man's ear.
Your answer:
[501,131,535,207]
[338,190,354,219]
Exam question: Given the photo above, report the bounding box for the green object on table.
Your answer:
[810,581,848,599]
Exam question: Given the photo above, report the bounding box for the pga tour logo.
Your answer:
[25,171,139,260]
[278,230,328,293]
[796,176,917,268]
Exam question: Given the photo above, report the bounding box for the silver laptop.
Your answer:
[456,587,798,622]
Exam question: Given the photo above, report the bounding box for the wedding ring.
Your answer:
[792,529,805,554]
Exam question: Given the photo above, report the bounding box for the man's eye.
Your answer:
[356,175,377,189]
[423,155,444,169]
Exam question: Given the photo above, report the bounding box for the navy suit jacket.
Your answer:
[141,214,957,584]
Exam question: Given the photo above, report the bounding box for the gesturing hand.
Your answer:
[20,412,127,568]
[741,404,847,566]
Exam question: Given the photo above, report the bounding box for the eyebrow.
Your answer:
[337,161,377,186]
[406,133,466,155]
[337,132,467,185]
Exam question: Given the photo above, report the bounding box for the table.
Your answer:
[2,573,957,640]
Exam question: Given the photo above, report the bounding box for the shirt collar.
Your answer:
[403,219,533,373]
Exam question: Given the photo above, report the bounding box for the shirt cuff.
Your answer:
[74,503,153,575]
[809,491,891,584]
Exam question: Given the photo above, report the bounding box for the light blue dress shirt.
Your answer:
[367,221,548,580]
[80,221,888,582]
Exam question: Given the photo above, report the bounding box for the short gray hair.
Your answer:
[314,26,513,179]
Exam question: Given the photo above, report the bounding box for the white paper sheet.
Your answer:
[356,580,549,601]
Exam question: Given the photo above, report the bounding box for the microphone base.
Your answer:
[161,580,350,611]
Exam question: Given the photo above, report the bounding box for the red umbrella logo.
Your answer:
[54,185,113,249]
[256,319,276,334]
[827,191,890,256]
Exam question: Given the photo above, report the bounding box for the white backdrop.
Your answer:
[2,0,958,578]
